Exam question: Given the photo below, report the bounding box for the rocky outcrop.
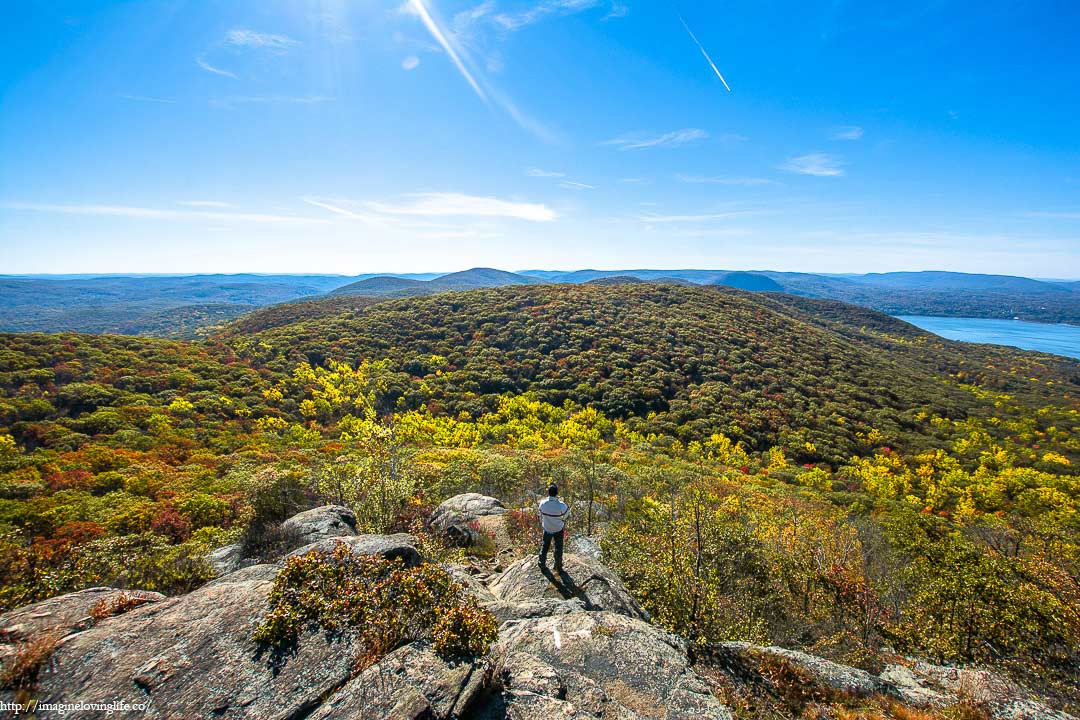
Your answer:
[430,493,507,532]
[279,504,357,549]
[206,542,245,575]
[713,643,1076,720]
[309,642,489,720]
[879,663,951,708]
[488,553,649,622]
[5,501,1071,720]
[566,534,603,561]
[719,642,884,697]
[483,611,733,720]
[30,565,365,719]
[13,534,422,719]
[0,587,164,659]
[882,660,1077,720]
[285,532,421,567]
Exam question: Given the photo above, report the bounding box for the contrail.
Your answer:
[677,13,731,92]
[409,0,488,102]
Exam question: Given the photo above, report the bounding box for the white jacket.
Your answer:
[538,496,570,533]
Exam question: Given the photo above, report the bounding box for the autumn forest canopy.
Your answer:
[0,284,1078,706]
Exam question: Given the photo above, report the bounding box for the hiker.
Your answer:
[538,484,570,572]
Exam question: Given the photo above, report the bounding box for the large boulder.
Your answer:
[488,553,649,622]
[0,587,164,655]
[30,534,424,719]
[717,642,883,697]
[206,543,245,575]
[887,660,1078,720]
[285,532,421,567]
[879,663,951,708]
[477,611,733,719]
[567,534,603,561]
[309,642,489,720]
[279,505,357,549]
[430,493,507,531]
[32,566,358,719]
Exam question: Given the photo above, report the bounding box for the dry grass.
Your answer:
[89,591,153,620]
[0,631,61,692]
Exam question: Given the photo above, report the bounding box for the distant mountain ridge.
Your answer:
[2,267,1078,336]
[328,268,543,298]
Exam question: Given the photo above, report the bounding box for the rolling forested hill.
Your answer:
[0,275,352,337]
[3,268,1077,337]
[227,284,1078,464]
[0,284,1077,706]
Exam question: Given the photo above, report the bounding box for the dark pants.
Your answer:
[540,529,564,568]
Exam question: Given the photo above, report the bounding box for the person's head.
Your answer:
[548,484,558,497]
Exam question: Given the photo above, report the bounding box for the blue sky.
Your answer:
[1,0,1078,276]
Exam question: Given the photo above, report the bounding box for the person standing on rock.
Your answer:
[538,484,570,572]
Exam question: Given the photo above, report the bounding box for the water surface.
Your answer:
[895,316,1080,360]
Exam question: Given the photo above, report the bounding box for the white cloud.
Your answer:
[604,129,708,151]
[367,192,556,221]
[452,1,496,36]
[605,2,629,20]
[196,56,237,79]
[402,55,421,70]
[4,202,327,225]
[224,29,301,52]
[559,181,595,190]
[177,200,233,208]
[675,174,779,186]
[526,168,565,178]
[303,197,392,225]
[831,125,864,140]
[404,1,556,142]
[492,1,625,31]
[638,210,755,223]
[781,153,845,177]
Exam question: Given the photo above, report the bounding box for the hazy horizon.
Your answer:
[1,267,1079,283]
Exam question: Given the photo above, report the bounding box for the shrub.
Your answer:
[252,545,497,668]
[89,591,154,620]
[464,521,498,559]
[504,507,538,558]
[64,533,216,596]
[431,603,498,657]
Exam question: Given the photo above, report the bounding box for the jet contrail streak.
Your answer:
[678,13,732,92]
[409,0,488,102]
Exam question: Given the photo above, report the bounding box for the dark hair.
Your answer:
[548,484,559,497]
